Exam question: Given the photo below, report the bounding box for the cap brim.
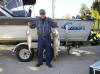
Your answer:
[40,12,45,14]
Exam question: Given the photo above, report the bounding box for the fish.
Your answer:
[52,29,60,59]
[26,24,32,53]
[69,48,96,56]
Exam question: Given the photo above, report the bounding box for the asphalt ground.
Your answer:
[0,46,100,74]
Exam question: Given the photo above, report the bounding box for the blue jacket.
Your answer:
[30,17,57,36]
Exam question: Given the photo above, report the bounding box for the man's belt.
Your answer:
[40,34,50,37]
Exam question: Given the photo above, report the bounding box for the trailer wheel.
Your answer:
[16,45,34,62]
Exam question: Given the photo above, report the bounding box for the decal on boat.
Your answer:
[62,22,85,30]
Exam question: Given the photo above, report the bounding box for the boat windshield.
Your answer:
[1,6,14,17]
[5,0,36,10]
[0,0,36,17]
[5,0,23,10]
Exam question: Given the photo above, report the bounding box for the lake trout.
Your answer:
[26,23,32,53]
[52,29,60,59]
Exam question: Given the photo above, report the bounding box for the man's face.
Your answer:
[40,13,46,19]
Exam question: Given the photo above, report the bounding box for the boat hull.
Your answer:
[0,18,94,43]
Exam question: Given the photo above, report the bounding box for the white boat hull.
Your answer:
[0,18,94,43]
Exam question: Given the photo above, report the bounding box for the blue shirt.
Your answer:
[30,17,57,36]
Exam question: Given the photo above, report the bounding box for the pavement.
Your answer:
[0,46,100,74]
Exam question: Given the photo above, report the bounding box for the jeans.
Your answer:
[38,35,51,64]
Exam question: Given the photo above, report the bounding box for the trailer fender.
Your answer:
[13,42,28,52]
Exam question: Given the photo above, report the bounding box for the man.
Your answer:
[29,9,57,68]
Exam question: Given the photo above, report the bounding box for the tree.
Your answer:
[91,0,100,30]
[66,14,71,19]
[89,9,100,29]
[62,14,71,19]
[0,0,6,6]
[72,16,76,19]
[92,0,100,14]
[76,15,81,19]
[80,3,88,19]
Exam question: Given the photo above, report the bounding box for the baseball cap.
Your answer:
[39,9,46,14]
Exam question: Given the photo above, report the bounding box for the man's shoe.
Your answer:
[46,64,53,68]
[36,63,43,67]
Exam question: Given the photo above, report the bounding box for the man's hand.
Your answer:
[28,22,31,27]
[52,19,58,28]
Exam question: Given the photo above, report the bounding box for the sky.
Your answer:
[28,0,95,18]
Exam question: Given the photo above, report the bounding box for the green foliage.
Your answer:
[80,4,87,14]
[89,9,100,29]
[92,0,100,14]
[80,3,88,19]
[76,15,81,19]
[79,1,100,31]
[80,14,86,19]
[90,0,100,30]
[0,0,6,6]
[89,9,100,19]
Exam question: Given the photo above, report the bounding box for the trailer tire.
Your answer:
[16,45,34,62]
